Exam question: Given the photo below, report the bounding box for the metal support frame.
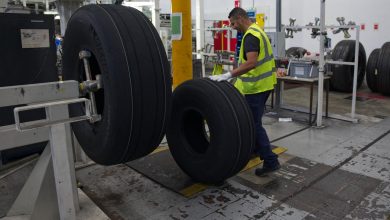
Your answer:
[276,76,330,125]
[79,50,102,123]
[195,0,204,59]
[351,26,360,121]
[317,0,326,127]
[1,81,93,220]
[56,0,83,36]
[276,0,282,32]
[283,3,360,125]
[152,0,160,34]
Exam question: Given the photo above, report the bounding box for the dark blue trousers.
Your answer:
[245,91,279,168]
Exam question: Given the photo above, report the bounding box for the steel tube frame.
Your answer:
[351,26,360,120]
[285,25,358,29]
[326,60,355,66]
[195,0,204,59]
[276,0,282,32]
[286,2,360,126]
[317,0,325,127]
[1,81,93,220]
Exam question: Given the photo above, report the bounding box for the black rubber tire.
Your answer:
[62,5,171,165]
[328,40,349,91]
[330,40,367,92]
[166,79,255,184]
[377,42,390,95]
[366,48,380,93]
[286,47,307,58]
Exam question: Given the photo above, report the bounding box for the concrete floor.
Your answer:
[279,81,390,120]
[1,81,390,220]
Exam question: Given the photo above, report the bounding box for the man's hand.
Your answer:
[276,68,287,77]
[208,72,233,82]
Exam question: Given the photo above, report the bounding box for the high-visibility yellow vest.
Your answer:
[234,23,276,94]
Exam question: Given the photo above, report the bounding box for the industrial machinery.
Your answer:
[0,13,57,165]
[281,12,364,124]
[266,31,286,58]
[1,5,171,219]
[287,58,319,78]
[0,81,94,220]
[283,16,365,89]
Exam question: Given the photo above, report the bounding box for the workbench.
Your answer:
[273,76,330,125]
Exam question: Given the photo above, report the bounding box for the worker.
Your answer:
[209,7,280,176]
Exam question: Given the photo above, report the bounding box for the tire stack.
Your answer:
[376,42,390,95]
[62,5,171,165]
[166,79,255,184]
[330,40,367,93]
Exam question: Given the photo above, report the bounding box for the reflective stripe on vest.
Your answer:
[238,67,276,82]
[238,27,274,67]
[235,24,276,94]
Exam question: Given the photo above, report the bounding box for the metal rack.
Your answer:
[282,0,361,126]
[283,23,360,125]
[0,80,92,220]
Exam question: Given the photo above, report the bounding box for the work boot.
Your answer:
[255,164,281,177]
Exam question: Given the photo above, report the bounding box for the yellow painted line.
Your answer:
[272,146,288,155]
[179,183,208,198]
[242,157,262,172]
[150,146,169,155]
[241,147,287,172]
[178,146,287,198]
[150,146,208,197]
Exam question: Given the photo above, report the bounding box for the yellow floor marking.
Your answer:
[179,183,208,198]
[150,146,169,155]
[241,147,288,172]
[178,147,287,197]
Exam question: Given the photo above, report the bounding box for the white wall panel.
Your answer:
[159,0,389,56]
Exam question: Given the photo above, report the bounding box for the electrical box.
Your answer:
[0,13,57,125]
[0,13,57,88]
[287,60,319,78]
[266,31,285,58]
[0,13,57,165]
